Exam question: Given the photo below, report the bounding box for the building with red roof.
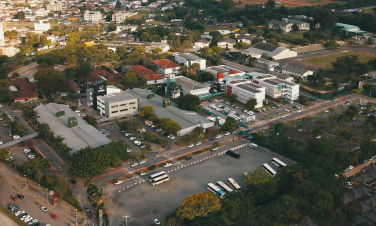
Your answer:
[152,59,180,75]
[10,78,38,103]
[130,65,165,84]
[89,69,123,84]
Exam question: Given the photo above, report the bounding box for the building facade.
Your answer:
[217,38,236,49]
[174,53,206,70]
[84,11,102,24]
[112,12,127,23]
[281,64,313,80]
[252,76,299,100]
[152,59,180,75]
[226,80,265,108]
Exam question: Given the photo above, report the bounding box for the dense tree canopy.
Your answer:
[177,94,202,112]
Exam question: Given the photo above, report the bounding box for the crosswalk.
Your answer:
[124,168,134,174]
[175,162,184,167]
[164,154,174,160]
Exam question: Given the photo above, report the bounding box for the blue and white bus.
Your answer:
[271,158,287,168]
[207,183,225,199]
[263,163,277,177]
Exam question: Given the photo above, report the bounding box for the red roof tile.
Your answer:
[89,70,110,82]
[131,65,164,81]
[106,73,123,84]
[13,89,38,99]
[10,78,29,86]
[152,59,180,69]
[71,82,81,91]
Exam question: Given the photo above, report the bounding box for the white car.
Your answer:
[114,180,124,185]
[167,134,175,139]
[15,210,24,216]
[138,160,146,164]
[211,147,218,151]
[28,219,38,225]
[23,149,31,153]
[324,110,329,113]
[281,115,286,118]
[0,141,3,144]
[24,216,33,222]
[129,137,136,140]
[13,135,20,139]
[131,162,138,167]
[127,149,132,153]
[134,140,141,145]
[284,109,289,112]
[297,110,301,113]
[140,172,147,176]
[196,142,202,146]
[124,133,130,136]
[215,135,222,139]
[316,135,321,139]
[163,163,172,168]
[224,132,230,136]
[154,219,161,225]
[187,144,194,148]
[40,206,48,212]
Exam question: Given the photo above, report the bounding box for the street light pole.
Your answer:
[45,188,48,205]
[124,216,129,226]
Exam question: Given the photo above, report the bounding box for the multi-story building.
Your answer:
[112,12,127,23]
[84,10,102,24]
[269,19,310,33]
[281,64,313,81]
[0,45,18,57]
[252,76,299,100]
[204,65,248,82]
[226,80,265,108]
[174,53,206,70]
[46,1,63,11]
[34,20,51,31]
[86,80,138,118]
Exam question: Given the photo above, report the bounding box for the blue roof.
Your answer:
[335,23,367,33]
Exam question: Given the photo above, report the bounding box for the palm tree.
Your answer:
[214,118,220,133]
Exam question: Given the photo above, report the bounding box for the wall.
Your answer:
[104,99,138,118]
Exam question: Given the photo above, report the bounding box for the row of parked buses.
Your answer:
[148,171,169,186]
[207,178,241,199]
[263,158,287,177]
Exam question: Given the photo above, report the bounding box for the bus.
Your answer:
[217,181,234,193]
[227,178,241,191]
[263,163,277,177]
[271,158,287,167]
[207,183,226,199]
[148,171,166,182]
[249,143,258,149]
[151,175,169,186]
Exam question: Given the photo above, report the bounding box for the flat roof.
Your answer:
[175,76,208,90]
[223,60,259,73]
[176,53,204,61]
[100,91,137,103]
[35,103,111,153]
[126,88,212,130]
[237,84,262,93]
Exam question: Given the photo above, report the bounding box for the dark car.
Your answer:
[226,150,240,159]
[70,180,77,185]
[17,194,24,199]
[185,156,192,160]
[209,137,215,141]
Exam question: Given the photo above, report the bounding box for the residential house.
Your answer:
[174,53,206,70]
[236,34,253,44]
[217,38,236,49]
[130,65,165,84]
[194,38,210,49]
[152,59,180,75]
[10,78,38,103]
[242,42,297,60]
[281,64,313,80]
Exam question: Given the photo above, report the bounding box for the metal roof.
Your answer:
[282,64,311,75]
[100,91,137,103]
[35,103,111,154]
[175,76,208,91]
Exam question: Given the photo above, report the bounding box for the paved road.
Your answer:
[0,132,39,148]
[0,210,17,226]
[8,62,38,78]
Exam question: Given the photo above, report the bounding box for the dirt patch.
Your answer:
[234,0,338,8]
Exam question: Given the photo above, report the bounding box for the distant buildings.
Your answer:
[130,65,165,84]
[46,1,63,11]
[217,38,236,49]
[269,19,310,33]
[174,53,206,70]
[226,79,265,108]
[253,74,300,100]
[84,10,102,24]
[281,65,314,81]
[242,42,297,60]
[194,38,210,49]
[165,75,210,99]
[152,59,180,75]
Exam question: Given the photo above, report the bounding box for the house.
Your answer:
[236,34,253,44]
[34,20,50,31]
[269,19,310,33]
[10,78,38,103]
[217,38,236,49]
[152,59,180,75]
[130,65,165,84]
[126,88,214,136]
[194,38,210,48]
[174,53,206,70]
[89,69,122,84]
[242,42,297,60]
[165,74,211,99]
[281,64,313,80]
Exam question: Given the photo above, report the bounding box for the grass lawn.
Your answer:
[303,52,376,68]
[363,8,374,13]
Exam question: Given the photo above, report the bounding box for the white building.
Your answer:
[165,75,210,99]
[269,19,310,33]
[204,65,247,82]
[252,75,299,100]
[175,53,206,70]
[226,79,265,108]
[34,20,51,31]
[0,45,19,57]
[112,12,127,23]
[86,80,138,118]
[34,8,50,17]
[152,59,180,75]
[46,1,63,11]
[217,38,236,49]
[84,11,102,24]
[194,38,210,48]
[281,64,313,80]
[243,42,297,60]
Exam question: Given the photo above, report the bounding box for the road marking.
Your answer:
[164,154,174,160]
[175,162,184,167]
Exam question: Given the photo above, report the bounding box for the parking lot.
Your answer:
[202,98,303,124]
[111,145,285,226]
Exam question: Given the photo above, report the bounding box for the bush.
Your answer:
[148,165,157,170]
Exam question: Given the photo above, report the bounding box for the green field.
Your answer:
[363,8,374,13]
[303,52,376,68]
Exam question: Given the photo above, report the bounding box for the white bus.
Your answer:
[271,158,287,167]
[151,174,169,186]
[263,163,277,177]
[249,143,258,149]
[227,178,241,191]
[207,183,225,199]
[148,171,166,182]
[217,181,234,193]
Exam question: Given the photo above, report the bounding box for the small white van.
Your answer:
[249,143,258,149]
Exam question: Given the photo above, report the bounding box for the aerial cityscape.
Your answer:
[1,0,376,225]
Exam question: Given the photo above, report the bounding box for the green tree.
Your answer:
[76,60,94,88]
[234,42,247,49]
[244,168,272,186]
[324,40,337,50]
[0,148,9,162]
[229,93,237,103]
[246,99,257,111]
[363,83,376,98]
[222,117,238,131]
[298,95,308,105]
[53,176,70,198]
[175,192,221,220]
[121,71,138,88]
[210,31,223,46]
[292,24,299,32]
[156,118,182,135]
[0,87,13,103]
[69,147,111,178]
[11,123,28,136]
[34,69,65,96]
[313,190,335,215]
[108,22,117,32]
[83,115,98,127]
[177,94,202,112]
[139,105,154,118]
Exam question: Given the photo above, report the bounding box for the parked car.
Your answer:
[40,206,48,212]
[23,149,31,153]
[130,162,138,167]
[226,150,240,159]
[114,180,124,185]
[13,135,20,139]
[187,144,194,148]
[215,135,222,139]
[51,213,58,220]
[163,163,172,168]
[196,142,202,146]
[11,195,18,201]
[211,147,218,151]
[127,149,132,153]
[203,139,209,143]
[185,156,192,160]
[138,160,146,165]
[224,132,230,136]
[129,137,136,140]
[17,194,24,199]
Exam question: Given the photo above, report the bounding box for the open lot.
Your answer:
[111,145,285,226]
[302,51,375,68]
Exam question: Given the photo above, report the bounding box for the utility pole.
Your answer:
[124,216,129,226]
[75,209,77,225]
[45,188,48,205]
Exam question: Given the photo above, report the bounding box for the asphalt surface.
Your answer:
[110,145,282,226]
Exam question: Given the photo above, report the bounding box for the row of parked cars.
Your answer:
[146,123,176,139]
[7,202,55,225]
[23,148,36,160]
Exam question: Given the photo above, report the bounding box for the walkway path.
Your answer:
[0,132,39,148]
